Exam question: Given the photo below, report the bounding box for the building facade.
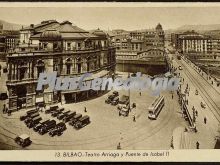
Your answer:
[6,20,116,111]
[112,23,165,53]
[111,24,167,75]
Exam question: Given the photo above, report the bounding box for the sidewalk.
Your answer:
[173,56,218,149]
[182,56,220,93]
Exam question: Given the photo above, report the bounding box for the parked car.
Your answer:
[113,91,119,97]
[111,96,119,106]
[105,95,115,104]
[117,95,129,110]
[14,134,32,147]
[63,112,76,123]
[45,105,59,114]
[49,122,66,137]
[69,113,82,126]
[33,119,50,132]
[38,120,56,135]
[27,116,42,128]
[74,115,90,129]
[25,113,40,124]
[57,113,66,120]
[119,107,129,117]
[49,128,60,137]
[20,114,28,121]
[26,109,38,116]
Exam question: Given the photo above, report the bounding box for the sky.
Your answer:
[1,4,220,31]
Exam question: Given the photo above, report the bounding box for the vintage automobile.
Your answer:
[69,113,82,126]
[112,91,119,97]
[24,113,40,125]
[57,113,66,120]
[119,107,129,117]
[27,116,42,128]
[74,115,90,129]
[111,96,119,106]
[14,134,32,147]
[20,114,28,121]
[38,120,56,135]
[63,112,76,123]
[33,119,50,132]
[49,122,66,137]
[105,94,115,104]
[117,95,130,110]
[45,105,59,114]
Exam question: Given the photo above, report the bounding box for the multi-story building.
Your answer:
[112,23,165,53]
[4,30,20,51]
[111,24,167,75]
[6,20,116,112]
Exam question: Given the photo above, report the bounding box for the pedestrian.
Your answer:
[196,141,200,149]
[5,107,8,114]
[195,126,198,133]
[139,92,141,96]
[193,115,196,123]
[7,110,11,116]
[172,94,173,99]
[84,107,87,113]
[3,104,6,114]
[204,117,207,124]
[119,111,121,116]
[132,103,136,109]
[117,142,121,150]
[195,110,198,117]
[133,115,136,122]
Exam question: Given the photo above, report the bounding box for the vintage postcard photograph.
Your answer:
[0,2,220,162]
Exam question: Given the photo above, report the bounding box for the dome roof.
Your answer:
[156,23,162,30]
[40,29,62,41]
[93,28,107,37]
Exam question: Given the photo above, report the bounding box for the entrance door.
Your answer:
[16,85,27,109]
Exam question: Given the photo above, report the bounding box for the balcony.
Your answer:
[6,78,38,85]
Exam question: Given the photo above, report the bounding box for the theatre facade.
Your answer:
[6,20,116,112]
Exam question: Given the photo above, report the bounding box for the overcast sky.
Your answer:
[1,5,220,30]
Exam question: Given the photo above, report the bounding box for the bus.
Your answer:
[148,96,165,120]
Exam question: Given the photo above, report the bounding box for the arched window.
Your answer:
[65,58,72,75]
[37,60,45,77]
[77,57,81,73]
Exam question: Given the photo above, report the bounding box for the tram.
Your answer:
[148,96,165,120]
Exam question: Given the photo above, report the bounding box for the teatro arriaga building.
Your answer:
[6,20,116,111]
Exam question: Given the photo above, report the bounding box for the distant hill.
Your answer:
[175,24,220,32]
[0,20,25,31]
